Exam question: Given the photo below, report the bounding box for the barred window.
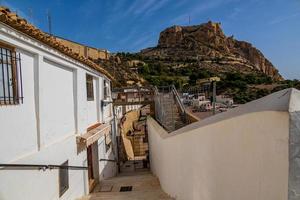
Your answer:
[0,43,23,105]
[86,74,94,101]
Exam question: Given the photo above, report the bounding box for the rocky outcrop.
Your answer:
[141,21,282,80]
[97,56,145,87]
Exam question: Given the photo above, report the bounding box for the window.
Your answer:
[86,74,94,101]
[0,43,23,105]
[104,79,110,99]
[59,160,69,197]
[105,125,112,152]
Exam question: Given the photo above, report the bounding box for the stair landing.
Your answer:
[79,171,174,200]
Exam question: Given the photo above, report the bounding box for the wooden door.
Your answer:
[87,146,95,192]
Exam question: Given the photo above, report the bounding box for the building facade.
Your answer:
[0,7,116,200]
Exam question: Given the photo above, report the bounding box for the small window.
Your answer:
[86,74,94,101]
[105,133,112,153]
[59,160,69,197]
[0,43,23,105]
[105,125,112,152]
[103,79,110,100]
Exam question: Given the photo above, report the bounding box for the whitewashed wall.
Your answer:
[0,49,37,163]
[102,98,112,123]
[39,58,76,147]
[148,111,289,200]
[86,77,98,127]
[98,136,117,180]
[0,22,115,200]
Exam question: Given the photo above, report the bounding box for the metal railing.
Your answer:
[171,85,188,123]
[154,85,190,132]
[0,49,23,105]
[99,159,117,162]
[154,86,171,131]
[0,164,88,171]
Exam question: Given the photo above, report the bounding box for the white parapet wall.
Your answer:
[148,110,290,200]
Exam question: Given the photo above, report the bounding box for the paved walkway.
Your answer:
[79,171,174,200]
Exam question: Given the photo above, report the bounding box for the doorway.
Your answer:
[87,145,96,192]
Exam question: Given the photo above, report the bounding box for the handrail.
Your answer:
[154,85,191,132]
[171,85,185,114]
[171,85,190,124]
[0,164,88,170]
[99,159,117,162]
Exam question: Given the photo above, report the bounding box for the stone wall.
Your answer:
[289,111,300,200]
[55,37,109,60]
[120,110,140,160]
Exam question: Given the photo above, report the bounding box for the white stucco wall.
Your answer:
[86,76,99,127]
[98,136,117,180]
[0,22,115,200]
[39,58,76,147]
[148,111,289,200]
[0,136,88,200]
[0,49,37,163]
[102,80,113,123]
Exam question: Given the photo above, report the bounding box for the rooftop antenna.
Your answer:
[189,15,191,25]
[47,10,52,35]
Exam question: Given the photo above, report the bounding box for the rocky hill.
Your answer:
[140,21,283,81]
[96,56,145,87]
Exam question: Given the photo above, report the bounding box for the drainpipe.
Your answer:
[212,81,216,115]
[112,105,120,174]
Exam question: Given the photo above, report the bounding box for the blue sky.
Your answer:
[1,0,300,79]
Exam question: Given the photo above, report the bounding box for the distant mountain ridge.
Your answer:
[140,21,283,81]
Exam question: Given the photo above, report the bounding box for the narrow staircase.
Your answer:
[155,86,189,132]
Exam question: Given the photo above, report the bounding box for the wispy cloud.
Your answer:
[170,0,227,25]
[130,33,155,50]
[124,0,168,17]
[270,13,300,25]
[135,0,157,15]
[126,0,157,15]
[144,0,170,16]
[228,7,242,20]
[118,28,139,45]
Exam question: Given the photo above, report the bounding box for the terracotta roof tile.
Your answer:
[0,6,114,81]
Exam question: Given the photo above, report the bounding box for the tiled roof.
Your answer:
[0,6,114,81]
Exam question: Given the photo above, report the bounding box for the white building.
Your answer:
[0,7,117,200]
[216,95,234,107]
